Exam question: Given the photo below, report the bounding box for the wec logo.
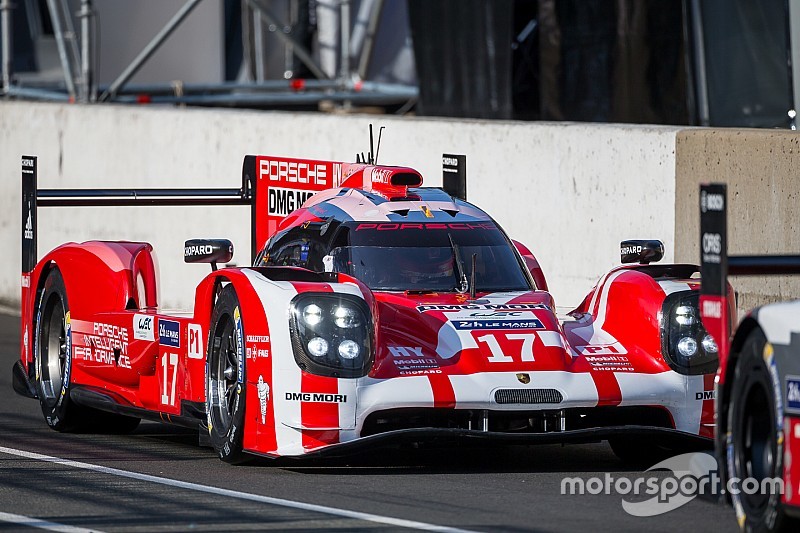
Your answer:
[133,314,154,341]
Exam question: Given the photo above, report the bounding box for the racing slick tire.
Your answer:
[728,328,799,532]
[34,268,141,433]
[206,284,250,464]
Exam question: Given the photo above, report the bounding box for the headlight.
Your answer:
[289,293,373,378]
[661,291,719,375]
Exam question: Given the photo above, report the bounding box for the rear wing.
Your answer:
[699,183,800,371]
[21,155,254,282]
[21,154,436,284]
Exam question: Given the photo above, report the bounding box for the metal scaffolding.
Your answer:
[1,0,417,110]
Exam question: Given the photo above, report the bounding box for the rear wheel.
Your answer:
[34,269,77,431]
[728,329,798,532]
[206,285,249,464]
[34,268,140,433]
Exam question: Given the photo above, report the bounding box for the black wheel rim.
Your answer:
[40,297,66,405]
[209,314,239,434]
[735,379,774,516]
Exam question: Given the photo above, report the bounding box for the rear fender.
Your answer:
[20,242,158,369]
[38,242,158,315]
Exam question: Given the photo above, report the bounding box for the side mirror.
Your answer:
[184,239,233,271]
[620,239,663,265]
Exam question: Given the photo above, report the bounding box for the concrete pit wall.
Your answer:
[674,129,800,313]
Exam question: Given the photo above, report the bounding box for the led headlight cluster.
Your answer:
[661,291,719,375]
[289,293,373,378]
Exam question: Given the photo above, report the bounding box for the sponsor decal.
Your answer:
[23,326,29,354]
[763,343,784,431]
[268,186,315,217]
[257,375,270,424]
[578,344,628,356]
[24,202,33,240]
[158,319,180,348]
[355,222,496,232]
[371,168,392,184]
[62,312,71,395]
[695,390,716,401]
[284,392,348,403]
[388,346,440,372]
[399,368,443,375]
[620,245,643,255]
[246,335,270,343]
[452,319,544,330]
[259,159,328,185]
[234,307,244,383]
[246,345,270,360]
[702,299,722,319]
[700,190,724,213]
[76,320,131,369]
[188,323,203,359]
[388,346,425,358]
[21,158,34,168]
[786,376,800,413]
[417,303,548,313]
[702,232,722,264]
[584,354,633,372]
[133,314,155,341]
[184,244,213,257]
[21,274,30,288]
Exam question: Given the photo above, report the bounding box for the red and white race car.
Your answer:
[13,152,721,463]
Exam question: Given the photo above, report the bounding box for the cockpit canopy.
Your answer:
[258,220,531,293]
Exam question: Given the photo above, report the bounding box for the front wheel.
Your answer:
[206,284,249,464]
[728,328,798,532]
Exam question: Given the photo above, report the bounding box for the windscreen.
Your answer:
[327,222,531,292]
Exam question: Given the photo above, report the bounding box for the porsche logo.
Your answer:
[516,373,530,384]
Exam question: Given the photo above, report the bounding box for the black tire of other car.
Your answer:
[35,268,140,433]
[729,328,799,532]
[206,284,250,464]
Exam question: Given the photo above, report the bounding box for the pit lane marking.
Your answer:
[0,511,104,532]
[0,446,474,533]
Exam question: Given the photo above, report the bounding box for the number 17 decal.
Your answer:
[160,352,179,406]
[478,333,536,363]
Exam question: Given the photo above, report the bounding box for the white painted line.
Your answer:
[0,511,104,533]
[0,446,475,533]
